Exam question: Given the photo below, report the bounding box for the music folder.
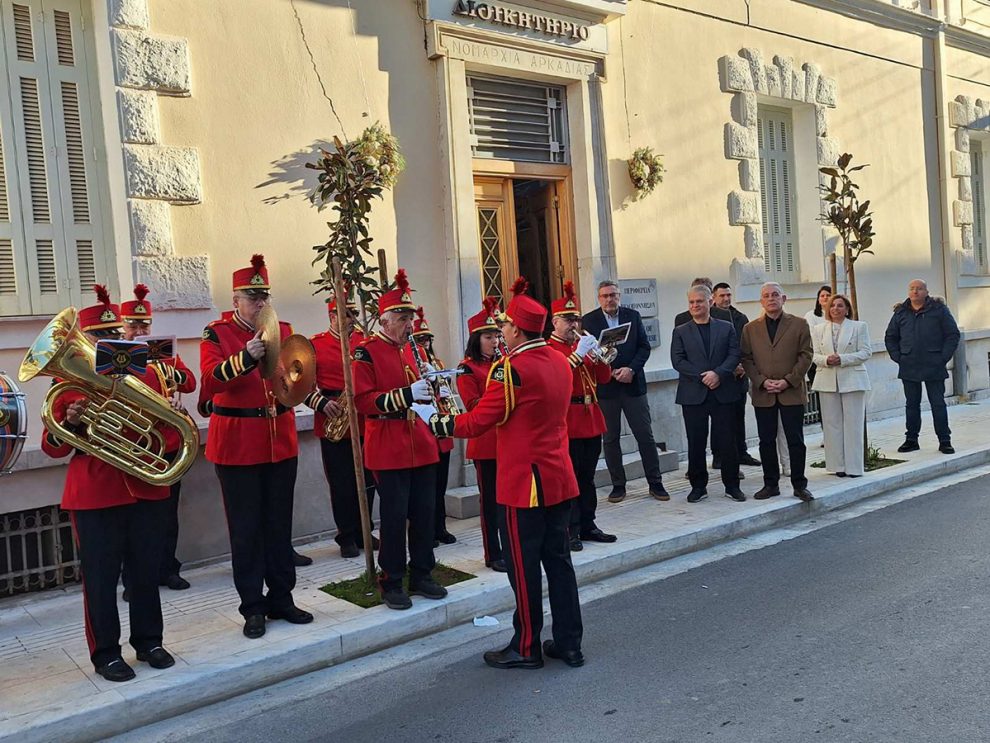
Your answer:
[597,322,631,348]
[95,340,149,377]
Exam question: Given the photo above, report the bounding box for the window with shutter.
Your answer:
[972,141,987,272]
[0,0,110,317]
[757,106,800,282]
[467,76,568,164]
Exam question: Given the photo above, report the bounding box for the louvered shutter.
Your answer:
[467,76,567,163]
[757,107,799,282]
[972,142,987,271]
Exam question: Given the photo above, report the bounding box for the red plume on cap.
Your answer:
[133,283,149,302]
[415,306,425,321]
[394,268,410,294]
[562,280,576,302]
[94,284,111,307]
[510,277,530,297]
[483,295,500,316]
[251,254,266,271]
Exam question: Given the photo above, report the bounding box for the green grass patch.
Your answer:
[320,563,476,609]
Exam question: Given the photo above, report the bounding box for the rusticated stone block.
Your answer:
[962,224,975,253]
[955,127,970,153]
[741,48,768,94]
[124,145,202,203]
[816,76,837,107]
[113,29,190,95]
[951,150,972,178]
[803,63,821,104]
[949,98,969,128]
[137,255,212,309]
[959,176,973,203]
[117,89,160,144]
[740,158,760,192]
[720,55,753,93]
[815,106,829,136]
[817,137,840,167]
[766,65,781,98]
[744,225,763,258]
[729,191,761,225]
[774,55,794,99]
[954,199,973,226]
[725,122,757,160]
[128,199,173,257]
[791,70,805,103]
[733,92,758,128]
[110,0,149,29]
[730,257,767,287]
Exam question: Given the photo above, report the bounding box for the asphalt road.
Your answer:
[158,475,990,743]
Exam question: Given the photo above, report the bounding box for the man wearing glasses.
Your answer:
[581,280,668,503]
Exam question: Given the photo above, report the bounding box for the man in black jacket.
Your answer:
[582,280,668,503]
[884,279,960,454]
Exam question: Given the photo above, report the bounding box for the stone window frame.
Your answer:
[718,48,840,295]
[948,94,990,279]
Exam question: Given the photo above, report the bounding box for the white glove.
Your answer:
[423,362,437,374]
[411,379,432,401]
[574,334,598,359]
[437,384,452,399]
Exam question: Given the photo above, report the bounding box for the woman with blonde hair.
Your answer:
[811,294,872,477]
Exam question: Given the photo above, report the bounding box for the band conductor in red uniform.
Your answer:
[431,277,585,669]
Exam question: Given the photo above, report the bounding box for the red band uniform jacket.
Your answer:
[154,354,196,454]
[452,339,578,509]
[456,358,497,460]
[307,328,368,440]
[547,334,610,440]
[199,311,298,465]
[352,333,440,471]
[402,344,454,455]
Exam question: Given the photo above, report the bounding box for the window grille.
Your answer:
[972,141,987,270]
[467,76,567,163]
[0,504,80,597]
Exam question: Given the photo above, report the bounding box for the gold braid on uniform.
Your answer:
[197,398,214,417]
[213,350,258,382]
[170,366,189,386]
[489,358,517,426]
[45,431,63,448]
[578,365,599,404]
[374,386,415,413]
[567,351,584,369]
[304,390,332,413]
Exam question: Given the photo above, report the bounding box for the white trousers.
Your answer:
[819,390,866,476]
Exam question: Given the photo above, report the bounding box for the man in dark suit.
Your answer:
[581,280,668,503]
[671,285,746,503]
[673,277,713,328]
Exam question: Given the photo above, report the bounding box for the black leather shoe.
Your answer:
[486,558,508,573]
[738,470,746,480]
[711,457,722,469]
[897,439,920,453]
[340,542,359,558]
[409,578,448,600]
[542,639,585,668]
[687,487,708,503]
[754,485,781,500]
[436,531,457,545]
[382,588,412,610]
[163,574,190,590]
[243,614,266,638]
[122,588,130,603]
[483,647,543,670]
[836,472,847,477]
[580,528,617,543]
[267,605,314,624]
[607,487,626,503]
[569,536,583,552]
[650,483,670,501]
[292,550,313,567]
[136,646,175,669]
[939,442,955,454]
[724,487,746,502]
[739,453,762,467]
[793,487,815,502]
[96,658,136,682]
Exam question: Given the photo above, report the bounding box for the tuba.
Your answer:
[18,308,200,486]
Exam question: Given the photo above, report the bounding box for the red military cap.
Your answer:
[412,306,433,338]
[232,254,270,293]
[328,283,358,316]
[377,269,416,315]
[503,277,546,334]
[120,283,152,322]
[467,296,500,334]
[78,284,122,332]
[551,280,580,318]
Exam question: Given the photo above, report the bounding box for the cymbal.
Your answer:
[272,334,316,407]
[257,305,280,380]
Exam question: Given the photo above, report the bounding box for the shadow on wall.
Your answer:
[255,140,331,206]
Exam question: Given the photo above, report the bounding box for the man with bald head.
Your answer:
[884,279,960,454]
[740,282,814,502]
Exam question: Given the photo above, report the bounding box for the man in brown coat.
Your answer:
[741,282,815,502]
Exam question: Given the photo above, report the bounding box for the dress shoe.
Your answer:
[268,605,314,624]
[436,531,457,545]
[650,483,670,501]
[163,574,190,590]
[486,558,508,573]
[607,487,626,503]
[136,646,175,669]
[687,487,708,503]
[340,542,359,558]
[724,487,746,502]
[122,588,130,603]
[738,470,746,480]
[836,471,847,477]
[243,614,266,638]
[359,535,381,550]
[569,536,583,552]
[939,441,955,454]
[292,550,313,567]
[580,527,617,543]
[793,487,815,502]
[848,473,862,478]
[409,578,448,600]
[542,639,585,668]
[739,453,762,467]
[711,457,722,469]
[897,439,920,453]
[96,658,136,682]
[382,588,412,610]
[754,485,781,500]
[483,647,543,670]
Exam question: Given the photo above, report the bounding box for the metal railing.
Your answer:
[0,505,80,597]
[804,390,822,426]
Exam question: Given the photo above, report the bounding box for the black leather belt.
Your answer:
[212,404,290,418]
[368,411,409,421]
[570,395,594,405]
[319,389,342,399]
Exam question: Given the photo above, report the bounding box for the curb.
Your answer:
[6,447,989,743]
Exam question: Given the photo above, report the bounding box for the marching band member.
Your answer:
[306,293,377,558]
[199,255,313,639]
[548,281,617,551]
[431,278,584,669]
[406,307,456,546]
[352,269,447,610]
[43,285,175,681]
[120,284,196,592]
[457,298,506,572]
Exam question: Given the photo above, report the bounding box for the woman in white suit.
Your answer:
[811,294,872,477]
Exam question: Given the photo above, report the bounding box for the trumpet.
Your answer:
[568,329,618,365]
[408,334,462,417]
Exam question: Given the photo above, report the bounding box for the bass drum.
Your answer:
[0,371,27,475]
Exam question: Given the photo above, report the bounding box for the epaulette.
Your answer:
[457,361,471,374]
[353,346,373,364]
[490,360,521,386]
[202,325,220,343]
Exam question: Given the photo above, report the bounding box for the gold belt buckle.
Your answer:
[406,409,417,422]
[584,395,592,405]
[267,403,278,418]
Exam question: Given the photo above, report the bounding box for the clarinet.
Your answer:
[407,332,439,407]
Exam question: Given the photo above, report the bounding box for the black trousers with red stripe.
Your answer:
[374,464,437,592]
[71,497,170,669]
[568,435,602,534]
[320,437,376,547]
[474,459,503,563]
[500,500,583,657]
[434,450,451,539]
[158,479,183,581]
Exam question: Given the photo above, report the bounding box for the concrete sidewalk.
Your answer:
[2,400,989,742]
